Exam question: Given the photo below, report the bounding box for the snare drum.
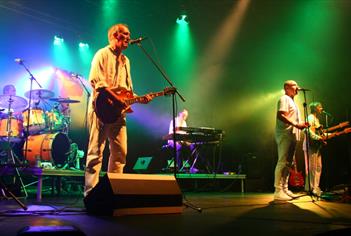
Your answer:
[0,116,23,142]
[23,132,70,167]
[22,108,46,134]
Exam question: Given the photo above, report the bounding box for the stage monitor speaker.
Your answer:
[84,173,183,216]
[133,156,153,173]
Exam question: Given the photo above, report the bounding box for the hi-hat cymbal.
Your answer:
[0,95,28,110]
[49,98,80,103]
[24,89,55,99]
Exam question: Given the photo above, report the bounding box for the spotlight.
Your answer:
[79,42,89,49]
[176,14,189,25]
[53,35,64,46]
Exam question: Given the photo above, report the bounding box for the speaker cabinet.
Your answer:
[84,173,183,216]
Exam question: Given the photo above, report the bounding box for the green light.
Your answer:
[79,42,89,48]
[176,15,189,25]
[51,36,71,68]
[102,0,119,26]
[53,35,64,46]
[169,15,195,90]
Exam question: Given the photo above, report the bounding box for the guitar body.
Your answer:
[289,169,305,188]
[94,88,133,124]
[93,86,175,124]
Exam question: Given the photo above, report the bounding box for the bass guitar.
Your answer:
[94,87,175,124]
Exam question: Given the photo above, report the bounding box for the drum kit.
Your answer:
[0,88,80,168]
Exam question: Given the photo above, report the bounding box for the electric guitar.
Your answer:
[289,157,304,188]
[94,87,175,124]
[309,121,350,145]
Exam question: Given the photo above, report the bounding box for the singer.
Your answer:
[84,23,152,198]
[273,80,309,201]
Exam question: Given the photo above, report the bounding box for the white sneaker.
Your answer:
[284,189,299,198]
[312,188,323,197]
[274,190,293,201]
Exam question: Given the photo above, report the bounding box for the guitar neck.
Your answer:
[324,128,351,140]
[125,91,164,105]
[324,121,349,133]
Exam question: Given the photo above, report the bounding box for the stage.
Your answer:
[1,167,246,201]
[0,191,350,236]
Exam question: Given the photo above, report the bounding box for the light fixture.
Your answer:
[176,14,189,25]
[79,42,89,49]
[53,35,64,46]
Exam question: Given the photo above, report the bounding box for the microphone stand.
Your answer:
[300,90,315,201]
[17,60,42,162]
[72,74,91,150]
[134,42,202,212]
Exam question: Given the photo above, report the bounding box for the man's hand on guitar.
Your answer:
[319,135,328,145]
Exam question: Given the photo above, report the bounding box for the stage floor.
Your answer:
[0,191,351,236]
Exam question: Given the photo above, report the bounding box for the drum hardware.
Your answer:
[45,108,67,133]
[47,98,78,134]
[24,89,55,100]
[0,95,28,111]
[16,58,46,187]
[0,95,28,200]
[49,98,80,103]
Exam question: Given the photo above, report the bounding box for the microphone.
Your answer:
[14,58,24,64]
[322,110,333,117]
[70,72,81,78]
[129,37,147,45]
[297,87,311,91]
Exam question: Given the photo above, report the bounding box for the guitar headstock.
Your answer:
[163,87,176,96]
[340,121,350,129]
[343,127,351,134]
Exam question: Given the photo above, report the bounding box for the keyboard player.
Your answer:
[168,109,198,173]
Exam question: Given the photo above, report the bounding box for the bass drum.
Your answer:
[23,132,70,167]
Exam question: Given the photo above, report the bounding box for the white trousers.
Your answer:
[274,133,297,190]
[84,112,127,196]
[304,147,322,191]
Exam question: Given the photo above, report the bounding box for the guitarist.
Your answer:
[303,102,326,197]
[84,24,151,198]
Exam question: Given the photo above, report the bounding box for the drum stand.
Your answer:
[0,98,28,210]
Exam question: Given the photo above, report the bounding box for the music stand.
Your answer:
[134,40,202,212]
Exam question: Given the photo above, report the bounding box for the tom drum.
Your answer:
[0,116,23,142]
[22,108,46,134]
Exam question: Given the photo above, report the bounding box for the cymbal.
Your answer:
[0,95,28,110]
[24,89,55,99]
[49,98,80,103]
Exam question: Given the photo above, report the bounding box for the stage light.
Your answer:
[53,35,64,46]
[176,15,189,25]
[79,42,89,49]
